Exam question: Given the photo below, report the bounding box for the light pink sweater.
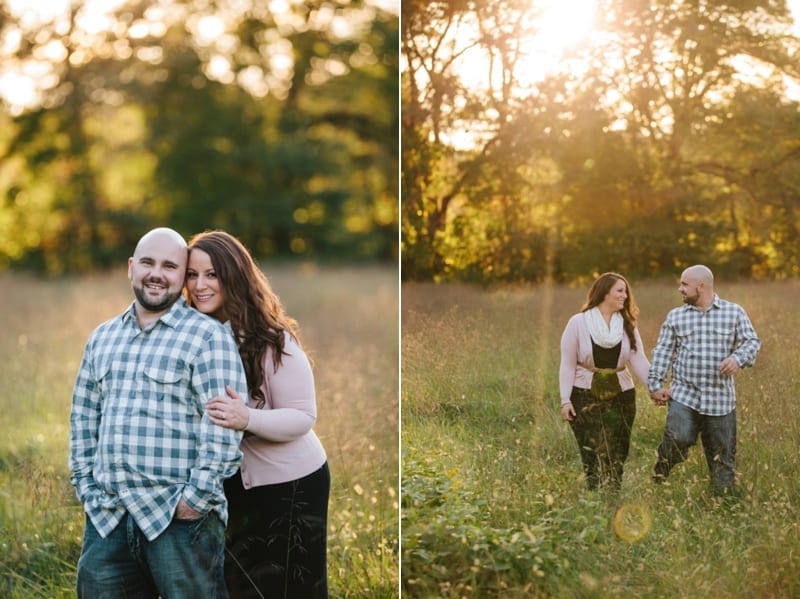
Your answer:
[239,332,327,488]
[559,313,650,405]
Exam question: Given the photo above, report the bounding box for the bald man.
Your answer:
[647,265,760,493]
[69,227,248,598]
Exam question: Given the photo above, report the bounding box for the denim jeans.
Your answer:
[77,511,228,599]
[654,400,737,490]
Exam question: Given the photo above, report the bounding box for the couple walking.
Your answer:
[559,266,760,494]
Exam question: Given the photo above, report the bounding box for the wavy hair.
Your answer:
[187,231,299,408]
[580,272,639,352]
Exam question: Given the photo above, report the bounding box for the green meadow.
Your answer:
[0,265,398,598]
[402,279,800,597]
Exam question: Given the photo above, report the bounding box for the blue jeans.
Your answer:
[77,511,228,599]
[654,400,737,490]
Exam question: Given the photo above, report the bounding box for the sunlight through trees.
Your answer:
[402,0,800,282]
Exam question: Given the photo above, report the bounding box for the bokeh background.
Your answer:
[0,1,399,596]
[0,0,397,272]
[402,0,800,284]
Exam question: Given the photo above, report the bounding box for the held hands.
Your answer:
[561,402,576,421]
[650,388,671,407]
[206,385,249,431]
[648,358,738,408]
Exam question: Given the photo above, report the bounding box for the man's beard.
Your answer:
[682,292,699,306]
[133,280,181,312]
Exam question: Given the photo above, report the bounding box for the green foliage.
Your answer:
[402,280,800,597]
[403,451,574,596]
[402,0,800,283]
[0,1,398,273]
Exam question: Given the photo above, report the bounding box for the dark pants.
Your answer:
[654,400,737,490]
[569,387,636,491]
[76,511,228,599]
[224,462,330,599]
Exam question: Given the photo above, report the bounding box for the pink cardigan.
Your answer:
[559,313,650,405]
[238,332,327,488]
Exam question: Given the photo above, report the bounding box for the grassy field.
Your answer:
[402,279,800,598]
[0,264,399,598]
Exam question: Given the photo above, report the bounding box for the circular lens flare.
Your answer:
[613,503,652,542]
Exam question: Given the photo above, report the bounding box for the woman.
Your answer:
[185,231,329,599]
[559,272,649,491]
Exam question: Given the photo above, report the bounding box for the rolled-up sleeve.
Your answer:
[183,328,247,515]
[731,308,760,368]
[69,340,102,506]
[648,316,676,392]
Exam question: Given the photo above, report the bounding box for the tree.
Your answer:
[0,0,398,272]
[401,0,800,282]
[401,0,553,279]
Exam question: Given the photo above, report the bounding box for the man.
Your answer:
[69,227,248,598]
[648,264,760,492]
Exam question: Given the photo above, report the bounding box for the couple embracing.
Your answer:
[69,227,329,598]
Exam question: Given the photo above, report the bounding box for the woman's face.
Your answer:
[186,248,226,321]
[601,278,627,313]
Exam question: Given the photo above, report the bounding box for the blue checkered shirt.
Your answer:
[647,295,760,416]
[69,298,247,541]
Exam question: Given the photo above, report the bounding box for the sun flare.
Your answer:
[449,0,597,95]
[535,0,596,53]
[518,0,597,83]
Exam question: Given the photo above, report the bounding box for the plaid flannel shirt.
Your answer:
[647,294,760,416]
[69,298,247,541]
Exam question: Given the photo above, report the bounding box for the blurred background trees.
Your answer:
[0,0,398,272]
[402,0,800,283]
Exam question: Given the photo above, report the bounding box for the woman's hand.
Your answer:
[206,385,250,430]
[561,402,576,421]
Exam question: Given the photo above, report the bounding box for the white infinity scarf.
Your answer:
[584,307,623,348]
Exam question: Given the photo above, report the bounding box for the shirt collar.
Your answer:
[682,293,721,313]
[121,297,188,329]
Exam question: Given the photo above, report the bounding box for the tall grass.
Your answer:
[0,265,399,598]
[402,279,800,597]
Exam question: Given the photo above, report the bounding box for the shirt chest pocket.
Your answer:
[142,358,203,421]
[674,324,695,354]
[143,358,190,399]
[96,359,130,401]
[712,326,735,350]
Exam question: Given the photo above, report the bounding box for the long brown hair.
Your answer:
[580,272,639,351]
[187,231,299,408]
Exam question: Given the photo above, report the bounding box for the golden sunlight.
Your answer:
[0,0,397,115]
[529,0,596,68]
[453,0,597,94]
[444,0,597,148]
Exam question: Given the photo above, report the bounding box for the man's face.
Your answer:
[128,235,187,314]
[679,274,701,306]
